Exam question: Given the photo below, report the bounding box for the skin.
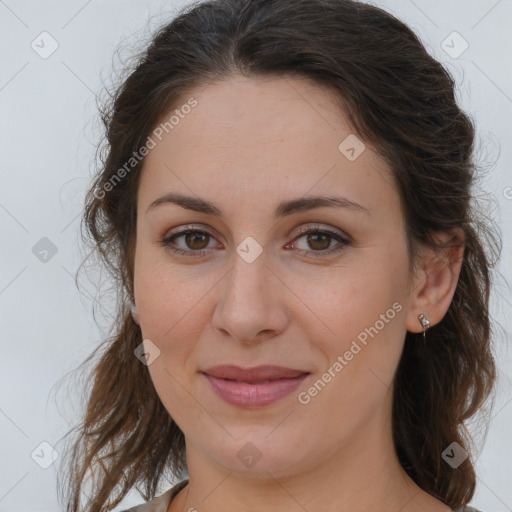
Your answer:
[132,74,463,512]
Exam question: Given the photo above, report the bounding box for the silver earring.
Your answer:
[418,313,430,341]
[130,302,140,325]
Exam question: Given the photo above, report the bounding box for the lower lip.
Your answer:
[203,373,309,408]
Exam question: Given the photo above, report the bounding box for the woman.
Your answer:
[58,0,501,511]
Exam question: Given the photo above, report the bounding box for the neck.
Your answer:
[171,399,451,512]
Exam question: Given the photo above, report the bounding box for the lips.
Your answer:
[201,364,309,382]
[201,365,311,407]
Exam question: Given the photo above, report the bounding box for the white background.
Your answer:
[0,0,511,510]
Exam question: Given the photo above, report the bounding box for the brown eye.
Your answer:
[184,232,210,250]
[305,232,332,251]
[288,226,351,258]
[161,228,216,256]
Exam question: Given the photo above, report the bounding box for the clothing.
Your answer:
[119,479,483,512]
[119,479,188,512]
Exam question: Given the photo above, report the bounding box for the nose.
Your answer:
[211,248,288,345]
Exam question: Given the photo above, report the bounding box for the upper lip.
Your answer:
[202,365,309,382]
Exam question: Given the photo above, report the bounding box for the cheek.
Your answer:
[293,271,407,444]
[134,247,181,343]
[302,238,409,392]
[134,254,207,428]
[304,240,408,340]
[133,247,217,364]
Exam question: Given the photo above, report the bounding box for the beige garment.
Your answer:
[119,479,188,512]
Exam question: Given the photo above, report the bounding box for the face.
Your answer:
[133,74,416,478]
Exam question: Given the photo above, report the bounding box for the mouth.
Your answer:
[200,365,311,407]
[201,364,309,382]
[216,379,284,384]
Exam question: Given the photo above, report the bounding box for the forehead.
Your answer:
[138,74,398,221]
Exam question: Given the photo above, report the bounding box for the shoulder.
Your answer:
[459,506,483,512]
[118,479,188,512]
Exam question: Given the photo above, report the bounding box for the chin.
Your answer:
[207,433,307,478]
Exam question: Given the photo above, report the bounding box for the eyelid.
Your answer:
[163,223,217,238]
[163,222,349,241]
[293,223,351,242]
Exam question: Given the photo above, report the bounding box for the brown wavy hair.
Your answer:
[56,0,502,510]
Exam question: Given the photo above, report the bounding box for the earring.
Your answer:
[418,313,430,341]
[130,302,140,325]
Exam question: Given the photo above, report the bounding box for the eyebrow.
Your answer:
[146,192,370,217]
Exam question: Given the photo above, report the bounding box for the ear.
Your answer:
[131,303,140,325]
[406,229,465,333]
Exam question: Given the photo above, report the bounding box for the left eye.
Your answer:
[289,228,349,254]
[161,226,350,257]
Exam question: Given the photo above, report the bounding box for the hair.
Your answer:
[57,0,502,510]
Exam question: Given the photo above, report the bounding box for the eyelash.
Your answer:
[160,224,351,259]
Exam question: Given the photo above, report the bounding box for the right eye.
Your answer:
[160,227,219,256]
